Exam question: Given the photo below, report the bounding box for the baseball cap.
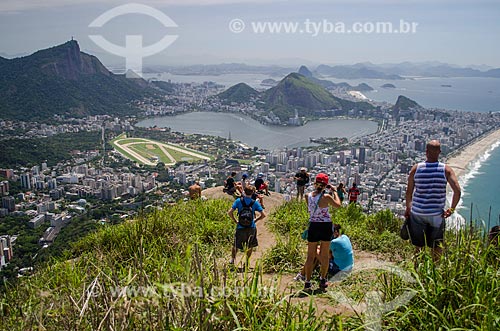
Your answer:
[315,173,329,185]
[258,172,264,178]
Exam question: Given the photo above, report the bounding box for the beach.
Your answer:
[347,90,369,100]
[446,128,500,179]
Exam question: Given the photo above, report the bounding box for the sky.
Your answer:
[1,0,499,68]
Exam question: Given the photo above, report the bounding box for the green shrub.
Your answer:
[368,209,401,234]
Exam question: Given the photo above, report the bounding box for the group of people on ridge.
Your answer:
[222,139,500,291]
[294,167,360,204]
[225,170,355,290]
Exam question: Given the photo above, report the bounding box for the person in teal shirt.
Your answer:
[329,224,354,278]
[336,183,347,204]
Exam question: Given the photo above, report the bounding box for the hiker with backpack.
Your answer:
[227,185,266,267]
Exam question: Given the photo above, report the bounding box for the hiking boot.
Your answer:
[319,278,328,290]
[303,281,312,291]
[293,273,305,281]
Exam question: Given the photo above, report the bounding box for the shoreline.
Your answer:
[446,128,500,179]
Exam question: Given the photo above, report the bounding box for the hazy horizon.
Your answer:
[1,0,499,68]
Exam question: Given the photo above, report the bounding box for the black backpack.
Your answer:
[238,197,255,227]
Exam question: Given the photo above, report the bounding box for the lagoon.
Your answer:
[136,112,378,150]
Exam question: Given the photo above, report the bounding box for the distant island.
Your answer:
[441,84,452,87]
[381,83,396,88]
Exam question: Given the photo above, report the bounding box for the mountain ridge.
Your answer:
[0,40,155,121]
[315,64,404,80]
[263,72,343,118]
[217,82,259,104]
[296,65,374,91]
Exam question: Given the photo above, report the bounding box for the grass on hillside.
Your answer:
[263,200,500,330]
[1,199,498,330]
[0,200,337,330]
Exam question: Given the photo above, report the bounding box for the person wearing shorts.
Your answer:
[405,140,461,261]
[294,167,310,201]
[227,185,266,267]
[407,213,445,248]
[302,173,341,291]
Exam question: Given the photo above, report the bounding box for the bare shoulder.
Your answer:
[445,164,458,177]
[408,164,418,175]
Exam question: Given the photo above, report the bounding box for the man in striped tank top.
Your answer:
[405,140,461,261]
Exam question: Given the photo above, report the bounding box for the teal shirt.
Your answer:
[336,188,345,200]
[330,235,354,271]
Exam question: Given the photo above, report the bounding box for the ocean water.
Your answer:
[456,140,500,229]
[323,76,500,113]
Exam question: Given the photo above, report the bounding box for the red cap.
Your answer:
[315,173,329,185]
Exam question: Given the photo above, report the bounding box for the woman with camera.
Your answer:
[302,173,341,291]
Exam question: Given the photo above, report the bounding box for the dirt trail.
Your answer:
[202,186,389,317]
[202,186,283,264]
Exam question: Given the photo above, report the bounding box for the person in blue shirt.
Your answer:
[329,224,354,279]
[227,185,266,267]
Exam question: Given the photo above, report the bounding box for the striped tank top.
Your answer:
[411,161,447,216]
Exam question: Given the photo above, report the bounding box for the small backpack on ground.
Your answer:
[238,197,255,227]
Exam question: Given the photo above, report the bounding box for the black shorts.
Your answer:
[234,227,258,250]
[408,213,445,248]
[224,186,236,195]
[308,222,333,242]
